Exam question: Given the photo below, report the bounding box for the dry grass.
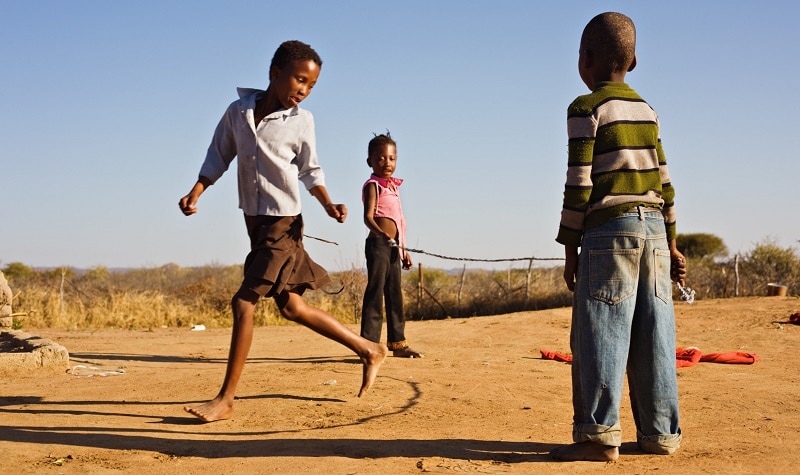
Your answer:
[4,240,798,330]
[5,263,572,330]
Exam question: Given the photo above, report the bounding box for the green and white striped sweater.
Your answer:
[556,81,676,247]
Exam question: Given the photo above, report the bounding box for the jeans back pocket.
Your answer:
[654,248,673,304]
[589,248,640,305]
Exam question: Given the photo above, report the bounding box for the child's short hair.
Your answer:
[581,12,636,73]
[270,40,322,71]
[368,132,396,157]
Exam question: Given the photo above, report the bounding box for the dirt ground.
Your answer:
[2,296,799,474]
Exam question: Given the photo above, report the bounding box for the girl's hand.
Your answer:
[179,180,209,216]
[178,194,198,216]
[402,253,413,270]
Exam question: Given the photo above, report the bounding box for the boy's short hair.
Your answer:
[581,12,636,73]
[270,40,322,71]
[368,132,396,157]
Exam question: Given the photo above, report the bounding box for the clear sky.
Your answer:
[2,1,799,273]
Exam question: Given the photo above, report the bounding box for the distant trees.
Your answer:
[676,233,728,260]
[2,262,34,281]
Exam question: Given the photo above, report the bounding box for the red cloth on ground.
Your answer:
[540,348,759,367]
[789,312,800,324]
[539,350,572,363]
[676,347,703,367]
[698,351,759,364]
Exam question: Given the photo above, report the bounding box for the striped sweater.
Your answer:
[556,81,676,247]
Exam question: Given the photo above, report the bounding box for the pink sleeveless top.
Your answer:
[362,174,407,258]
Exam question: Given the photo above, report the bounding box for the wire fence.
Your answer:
[306,234,570,320]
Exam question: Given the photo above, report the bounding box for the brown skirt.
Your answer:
[242,214,331,297]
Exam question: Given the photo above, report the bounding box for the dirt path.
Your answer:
[2,297,799,474]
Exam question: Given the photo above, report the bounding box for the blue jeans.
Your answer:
[570,207,681,454]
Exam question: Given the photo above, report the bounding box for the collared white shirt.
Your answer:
[199,88,325,216]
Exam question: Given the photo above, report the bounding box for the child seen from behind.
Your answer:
[551,12,687,461]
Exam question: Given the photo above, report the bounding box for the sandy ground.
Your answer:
[2,296,799,474]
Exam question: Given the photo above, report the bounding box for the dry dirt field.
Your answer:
[2,296,799,474]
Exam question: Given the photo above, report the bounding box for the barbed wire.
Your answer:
[399,246,564,263]
[304,234,564,263]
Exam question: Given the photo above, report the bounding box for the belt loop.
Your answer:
[637,205,644,220]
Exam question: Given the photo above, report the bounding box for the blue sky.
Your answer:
[2,1,799,273]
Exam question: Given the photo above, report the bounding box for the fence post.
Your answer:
[458,263,466,317]
[734,253,740,297]
[525,258,533,306]
[60,267,66,317]
[417,262,423,314]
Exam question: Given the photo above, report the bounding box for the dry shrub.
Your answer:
[6,262,575,329]
[8,236,796,330]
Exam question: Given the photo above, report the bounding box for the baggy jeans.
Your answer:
[570,207,682,454]
[361,237,406,348]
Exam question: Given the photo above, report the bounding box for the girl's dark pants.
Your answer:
[361,237,406,347]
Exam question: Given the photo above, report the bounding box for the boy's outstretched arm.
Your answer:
[669,239,687,286]
[563,245,579,292]
[309,185,347,223]
[179,176,213,216]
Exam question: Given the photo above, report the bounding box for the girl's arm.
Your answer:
[362,182,393,241]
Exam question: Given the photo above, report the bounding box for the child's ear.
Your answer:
[627,55,637,72]
[366,157,372,167]
[580,47,592,69]
[269,65,280,81]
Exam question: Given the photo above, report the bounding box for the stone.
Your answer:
[0,330,70,371]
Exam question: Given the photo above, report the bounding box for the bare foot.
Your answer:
[357,343,388,397]
[393,346,424,358]
[549,441,619,462]
[183,397,234,423]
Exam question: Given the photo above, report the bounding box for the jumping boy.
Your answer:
[551,13,687,461]
[179,40,387,423]
[361,133,423,358]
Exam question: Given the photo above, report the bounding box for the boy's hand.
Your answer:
[402,253,413,270]
[668,239,687,286]
[324,203,347,223]
[670,250,687,287]
[563,245,579,292]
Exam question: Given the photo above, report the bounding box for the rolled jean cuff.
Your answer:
[573,422,622,447]
[637,430,682,455]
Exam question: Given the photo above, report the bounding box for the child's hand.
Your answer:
[179,178,210,216]
[402,253,413,270]
[179,192,202,216]
[563,246,578,291]
[179,194,198,216]
[670,250,687,286]
[324,203,347,223]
